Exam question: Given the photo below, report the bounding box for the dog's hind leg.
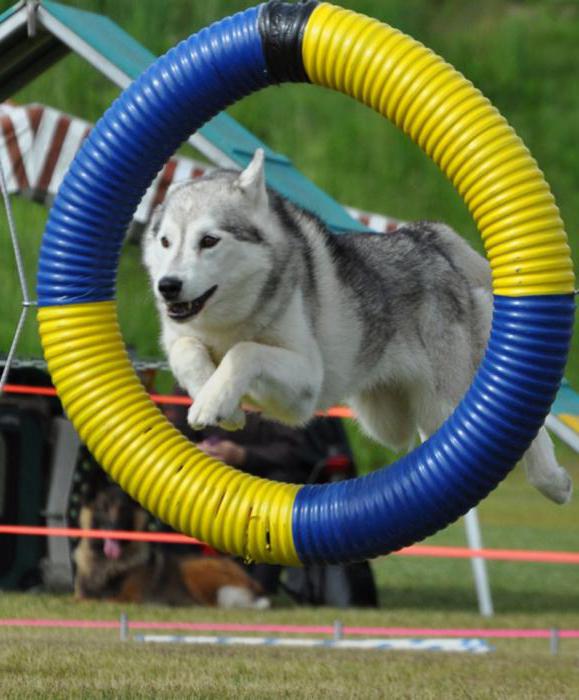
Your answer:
[522,426,572,504]
[349,384,417,453]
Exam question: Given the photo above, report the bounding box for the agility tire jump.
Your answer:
[37,2,575,566]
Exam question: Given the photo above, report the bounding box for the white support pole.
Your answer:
[42,418,82,591]
[464,507,494,617]
[545,414,579,454]
[417,432,494,617]
[133,635,493,654]
[0,135,38,393]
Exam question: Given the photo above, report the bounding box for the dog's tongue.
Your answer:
[103,538,122,560]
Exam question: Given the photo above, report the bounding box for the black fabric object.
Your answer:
[164,389,379,606]
[258,1,318,84]
[166,396,316,484]
[0,405,48,589]
[282,561,379,607]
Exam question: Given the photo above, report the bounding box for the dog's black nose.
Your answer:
[158,276,183,301]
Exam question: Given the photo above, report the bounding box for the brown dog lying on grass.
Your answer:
[73,485,269,608]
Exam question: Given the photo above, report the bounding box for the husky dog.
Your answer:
[143,149,572,504]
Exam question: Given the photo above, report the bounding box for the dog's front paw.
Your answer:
[217,406,246,432]
[187,383,246,432]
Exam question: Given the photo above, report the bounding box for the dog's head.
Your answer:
[143,149,281,330]
[80,485,148,561]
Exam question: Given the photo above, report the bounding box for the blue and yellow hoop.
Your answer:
[37,3,575,566]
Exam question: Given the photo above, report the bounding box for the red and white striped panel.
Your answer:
[0,102,210,223]
[0,102,400,232]
[135,152,209,224]
[345,206,401,234]
[0,102,91,201]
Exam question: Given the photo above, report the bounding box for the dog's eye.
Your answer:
[160,236,170,249]
[200,234,220,250]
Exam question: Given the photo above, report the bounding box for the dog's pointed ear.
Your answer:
[236,148,267,207]
[148,204,162,231]
[146,204,164,238]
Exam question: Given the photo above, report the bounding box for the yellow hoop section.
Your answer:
[303,3,573,296]
[38,301,301,565]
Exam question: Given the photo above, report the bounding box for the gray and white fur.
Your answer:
[143,149,572,504]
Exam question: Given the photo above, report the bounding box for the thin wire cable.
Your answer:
[0,155,31,303]
[0,357,171,372]
[0,153,37,393]
[0,307,29,393]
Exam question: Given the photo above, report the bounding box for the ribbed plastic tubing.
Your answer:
[37,3,575,565]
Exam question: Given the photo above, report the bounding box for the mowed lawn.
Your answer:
[1,465,578,699]
[1,589,578,699]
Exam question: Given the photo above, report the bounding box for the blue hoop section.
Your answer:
[294,295,574,562]
[38,6,269,306]
[37,4,575,565]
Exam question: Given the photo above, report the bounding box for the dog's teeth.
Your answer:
[166,287,217,321]
[168,302,192,317]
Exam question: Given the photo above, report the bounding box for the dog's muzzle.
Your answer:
[166,285,218,321]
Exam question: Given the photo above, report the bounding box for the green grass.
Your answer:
[0,625,577,699]
[1,555,579,700]
[1,494,579,699]
[1,448,578,697]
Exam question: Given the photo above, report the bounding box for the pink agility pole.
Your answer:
[0,618,578,639]
[2,383,352,415]
[1,525,578,564]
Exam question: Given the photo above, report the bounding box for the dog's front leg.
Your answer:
[167,336,245,430]
[188,341,322,430]
[167,336,216,397]
[165,332,246,430]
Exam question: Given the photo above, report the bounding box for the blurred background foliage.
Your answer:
[2,0,578,470]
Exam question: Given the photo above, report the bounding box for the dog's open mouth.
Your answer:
[166,285,218,321]
[103,538,122,560]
